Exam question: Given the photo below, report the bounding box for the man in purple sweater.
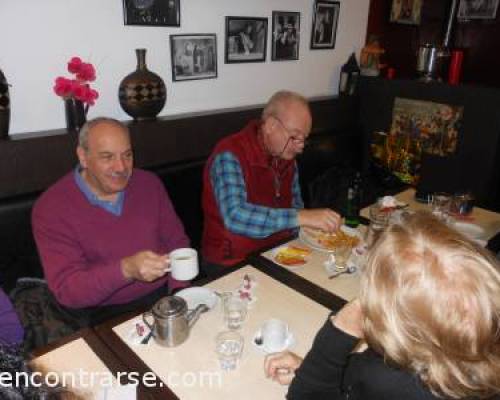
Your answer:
[32,117,190,325]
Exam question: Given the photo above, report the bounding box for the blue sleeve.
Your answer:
[210,152,299,239]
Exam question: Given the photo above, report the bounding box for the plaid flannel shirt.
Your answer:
[210,151,303,239]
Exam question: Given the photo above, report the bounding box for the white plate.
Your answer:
[299,225,362,253]
[452,221,485,240]
[176,287,218,310]
[271,245,310,269]
[252,330,295,354]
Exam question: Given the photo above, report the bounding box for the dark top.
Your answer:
[288,318,441,400]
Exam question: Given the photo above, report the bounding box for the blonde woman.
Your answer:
[265,211,500,399]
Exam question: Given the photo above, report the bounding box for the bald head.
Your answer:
[79,117,130,151]
[260,91,312,160]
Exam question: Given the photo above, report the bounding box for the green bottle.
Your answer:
[345,172,362,228]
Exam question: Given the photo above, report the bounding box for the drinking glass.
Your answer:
[223,294,247,330]
[365,204,390,248]
[215,330,244,371]
[431,192,451,221]
[333,243,353,271]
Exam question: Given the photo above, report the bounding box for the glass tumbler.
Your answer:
[215,330,244,371]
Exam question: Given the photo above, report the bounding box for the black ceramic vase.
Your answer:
[118,49,166,121]
[0,68,10,139]
[65,98,86,132]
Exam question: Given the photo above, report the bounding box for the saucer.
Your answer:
[252,330,295,354]
[176,287,218,310]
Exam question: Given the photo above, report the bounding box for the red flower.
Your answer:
[67,57,83,74]
[77,63,96,82]
[54,56,98,106]
[53,77,73,97]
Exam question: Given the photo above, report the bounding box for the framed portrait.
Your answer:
[225,17,268,63]
[272,11,300,61]
[458,0,499,19]
[310,1,340,49]
[123,0,180,27]
[390,0,423,25]
[170,34,217,82]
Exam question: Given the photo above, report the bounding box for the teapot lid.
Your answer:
[152,296,187,319]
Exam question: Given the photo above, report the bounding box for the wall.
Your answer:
[366,0,500,86]
[0,0,370,135]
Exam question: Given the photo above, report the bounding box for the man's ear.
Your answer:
[76,146,87,169]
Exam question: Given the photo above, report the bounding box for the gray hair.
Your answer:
[78,117,129,150]
[262,90,310,120]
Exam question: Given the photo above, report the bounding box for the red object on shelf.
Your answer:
[387,67,396,79]
[448,50,464,85]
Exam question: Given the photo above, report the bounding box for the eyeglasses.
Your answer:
[273,116,309,146]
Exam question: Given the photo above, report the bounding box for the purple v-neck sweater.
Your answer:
[32,169,189,308]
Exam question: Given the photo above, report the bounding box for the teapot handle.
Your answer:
[142,310,155,334]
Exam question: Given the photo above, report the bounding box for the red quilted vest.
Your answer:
[202,120,295,266]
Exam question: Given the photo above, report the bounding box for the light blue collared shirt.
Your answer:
[74,166,125,216]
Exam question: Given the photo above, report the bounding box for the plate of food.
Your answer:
[272,245,312,268]
[299,225,362,253]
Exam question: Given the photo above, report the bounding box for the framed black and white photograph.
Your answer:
[225,17,268,63]
[390,0,423,25]
[272,11,300,61]
[458,0,499,19]
[170,34,217,81]
[123,0,180,27]
[311,1,340,49]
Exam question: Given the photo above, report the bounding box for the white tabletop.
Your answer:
[112,265,331,400]
[261,236,364,302]
[361,188,500,242]
[32,337,119,399]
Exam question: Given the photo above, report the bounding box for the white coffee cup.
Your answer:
[261,319,289,353]
[167,248,199,281]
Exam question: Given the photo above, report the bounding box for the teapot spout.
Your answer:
[187,304,209,328]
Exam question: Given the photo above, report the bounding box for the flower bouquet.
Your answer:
[53,57,99,131]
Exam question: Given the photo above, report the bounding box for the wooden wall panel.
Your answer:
[367,0,500,87]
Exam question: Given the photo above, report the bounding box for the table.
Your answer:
[256,237,363,302]
[94,265,337,400]
[32,328,137,399]
[361,188,500,243]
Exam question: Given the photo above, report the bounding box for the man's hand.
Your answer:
[297,208,341,233]
[331,298,364,339]
[264,351,303,385]
[121,251,169,282]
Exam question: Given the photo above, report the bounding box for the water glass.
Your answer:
[215,331,244,370]
[223,294,247,330]
[366,205,390,248]
[334,243,353,270]
[430,192,451,221]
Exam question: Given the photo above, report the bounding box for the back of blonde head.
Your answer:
[360,211,500,399]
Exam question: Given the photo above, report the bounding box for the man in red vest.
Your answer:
[202,91,341,273]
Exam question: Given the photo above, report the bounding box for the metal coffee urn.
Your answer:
[416,44,448,81]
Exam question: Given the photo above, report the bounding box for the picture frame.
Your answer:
[390,0,423,25]
[170,34,218,82]
[225,17,268,63]
[123,0,180,27]
[272,11,300,61]
[310,1,340,49]
[457,0,499,19]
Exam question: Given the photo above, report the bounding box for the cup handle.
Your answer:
[142,310,155,336]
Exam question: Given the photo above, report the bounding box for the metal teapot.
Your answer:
[142,296,208,347]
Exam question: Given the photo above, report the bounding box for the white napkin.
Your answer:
[95,384,137,400]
